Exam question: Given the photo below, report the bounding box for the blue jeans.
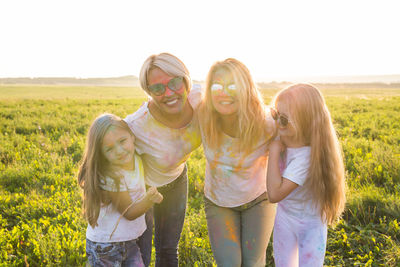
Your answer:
[86,238,144,267]
[204,193,276,267]
[139,166,188,267]
[138,209,153,267]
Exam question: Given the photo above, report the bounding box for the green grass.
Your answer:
[0,85,399,266]
[0,85,147,100]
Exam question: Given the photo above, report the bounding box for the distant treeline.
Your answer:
[1,77,399,89]
[0,76,140,86]
[258,81,400,90]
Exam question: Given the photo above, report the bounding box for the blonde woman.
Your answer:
[198,58,277,267]
[267,84,346,266]
[124,53,202,267]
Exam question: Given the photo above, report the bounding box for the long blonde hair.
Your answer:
[77,113,133,227]
[199,58,273,154]
[274,84,346,225]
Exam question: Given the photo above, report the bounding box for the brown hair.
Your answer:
[77,113,133,227]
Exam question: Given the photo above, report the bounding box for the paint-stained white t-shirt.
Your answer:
[279,146,320,218]
[202,110,276,207]
[124,86,202,187]
[86,154,146,243]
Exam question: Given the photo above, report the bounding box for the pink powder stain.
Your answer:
[278,150,287,173]
[246,240,253,250]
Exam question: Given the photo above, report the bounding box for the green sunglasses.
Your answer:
[148,76,184,96]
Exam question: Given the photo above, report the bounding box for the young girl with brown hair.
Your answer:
[77,113,162,266]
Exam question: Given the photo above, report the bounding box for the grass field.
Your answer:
[0,84,399,266]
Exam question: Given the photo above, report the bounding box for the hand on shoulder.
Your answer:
[269,140,285,155]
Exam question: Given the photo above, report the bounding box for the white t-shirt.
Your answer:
[279,146,320,218]
[202,111,276,207]
[124,87,202,187]
[86,154,147,243]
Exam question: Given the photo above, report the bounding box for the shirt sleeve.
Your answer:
[188,83,203,110]
[282,153,310,186]
[123,104,149,155]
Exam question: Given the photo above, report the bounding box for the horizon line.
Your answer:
[1,74,400,84]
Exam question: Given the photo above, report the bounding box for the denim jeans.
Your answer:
[204,193,276,267]
[86,238,144,267]
[137,208,153,267]
[139,166,188,267]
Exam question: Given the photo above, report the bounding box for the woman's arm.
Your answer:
[107,187,163,221]
[267,140,298,203]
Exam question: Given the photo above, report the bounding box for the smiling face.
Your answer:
[101,126,135,170]
[147,67,188,115]
[210,68,239,116]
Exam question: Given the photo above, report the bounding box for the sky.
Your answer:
[1,0,399,82]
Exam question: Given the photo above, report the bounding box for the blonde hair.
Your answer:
[139,52,191,95]
[77,113,133,227]
[199,58,274,154]
[273,83,346,225]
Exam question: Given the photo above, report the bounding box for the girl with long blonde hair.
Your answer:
[78,113,163,266]
[199,58,277,266]
[200,58,268,154]
[267,83,346,266]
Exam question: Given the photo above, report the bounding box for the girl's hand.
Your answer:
[145,187,163,204]
[109,186,163,221]
[267,139,298,203]
[150,191,163,204]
